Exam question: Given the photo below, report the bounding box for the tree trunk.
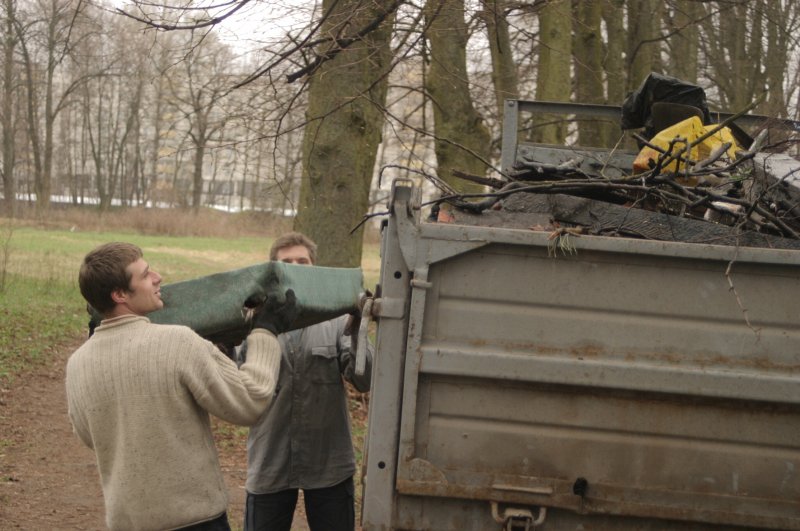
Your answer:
[667,0,699,83]
[62,105,76,203]
[129,80,143,206]
[703,1,763,112]
[250,141,262,211]
[41,41,55,211]
[19,34,43,208]
[78,100,88,205]
[192,133,206,210]
[171,134,189,207]
[626,0,663,91]
[602,0,626,145]
[238,142,249,212]
[149,48,169,207]
[174,37,230,213]
[602,0,625,103]
[482,0,518,123]
[424,0,491,194]
[87,85,107,210]
[294,0,395,267]
[23,0,86,212]
[280,129,299,214]
[762,0,789,118]
[573,0,606,147]
[531,0,571,144]
[1,0,16,216]
[38,0,64,212]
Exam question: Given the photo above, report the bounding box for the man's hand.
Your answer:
[251,289,299,335]
[344,290,372,338]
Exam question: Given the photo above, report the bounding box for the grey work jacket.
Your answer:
[244,314,372,493]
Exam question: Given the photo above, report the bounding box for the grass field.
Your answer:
[0,210,381,384]
[1,207,382,529]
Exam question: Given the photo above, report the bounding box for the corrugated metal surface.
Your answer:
[362,182,800,531]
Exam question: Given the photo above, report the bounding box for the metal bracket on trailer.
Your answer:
[389,179,420,270]
[491,501,547,531]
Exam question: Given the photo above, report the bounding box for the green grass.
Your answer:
[0,223,381,384]
[5,227,271,284]
[0,274,87,382]
[0,216,380,528]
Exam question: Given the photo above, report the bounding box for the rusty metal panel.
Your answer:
[361,182,800,531]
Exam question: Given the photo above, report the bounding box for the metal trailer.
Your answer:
[360,101,800,530]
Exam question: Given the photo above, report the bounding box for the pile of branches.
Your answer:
[428,126,800,243]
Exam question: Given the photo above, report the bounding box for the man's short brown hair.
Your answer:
[269,232,317,264]
[79,242,143,314]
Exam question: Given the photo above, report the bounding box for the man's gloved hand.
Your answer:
[344,290,373,355]
[251,289,299,336]
[344,290,372,338]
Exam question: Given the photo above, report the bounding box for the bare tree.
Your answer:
[423,0,491,194]
[761,0,799,119]
[1,0,796,266]
[531,0,571,144]
[18,0,93,211]
[480,0,519,123]
[1,0,19,216]
[665,0,700,83]
[166,33,233,211]
[70,8,146,211]
[574,0,606,146]
[142,29,181,208]
[697,0,800,122]
[626,0,663,90]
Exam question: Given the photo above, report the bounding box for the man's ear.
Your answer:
[110,289,128,305]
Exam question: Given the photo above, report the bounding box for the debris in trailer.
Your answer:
[429,98,799,247]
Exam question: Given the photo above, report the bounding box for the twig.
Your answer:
[350,210,389,234]
[451,169,507,189]
[724,248,761,339]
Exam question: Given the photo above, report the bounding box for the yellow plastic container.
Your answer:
[633,116,738,181]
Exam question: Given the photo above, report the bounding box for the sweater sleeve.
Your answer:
[182,328,281,426]
[67,401,94,449]
[65,357,94,449]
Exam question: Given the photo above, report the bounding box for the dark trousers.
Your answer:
[244,477,355,531]
[176,512,231,531]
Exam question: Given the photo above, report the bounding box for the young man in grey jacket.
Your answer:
[244,232,373,531]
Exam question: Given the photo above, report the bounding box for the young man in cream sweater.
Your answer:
[66,242,295,531]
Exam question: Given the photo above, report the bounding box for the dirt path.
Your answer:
[0,339,311,530]
[0,337,105,529]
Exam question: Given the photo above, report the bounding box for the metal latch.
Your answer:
[491,502,547,531]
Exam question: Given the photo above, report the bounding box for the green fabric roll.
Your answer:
[91,262,364,345]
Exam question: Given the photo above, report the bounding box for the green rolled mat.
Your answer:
[91,261,364,345]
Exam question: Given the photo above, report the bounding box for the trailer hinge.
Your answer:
[491,502,546,531]
[372,297,405,319]
[409,278,432,289]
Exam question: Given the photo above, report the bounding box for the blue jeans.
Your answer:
[244,477,355,531]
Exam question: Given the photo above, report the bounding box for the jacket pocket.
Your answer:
[309,345,341,384]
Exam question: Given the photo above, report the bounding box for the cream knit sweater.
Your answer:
[65,315,280,531]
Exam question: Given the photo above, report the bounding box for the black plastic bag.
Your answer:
[621,73,711,134]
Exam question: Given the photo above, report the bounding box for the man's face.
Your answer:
[114,258,164,316]
[275,245,313,266]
